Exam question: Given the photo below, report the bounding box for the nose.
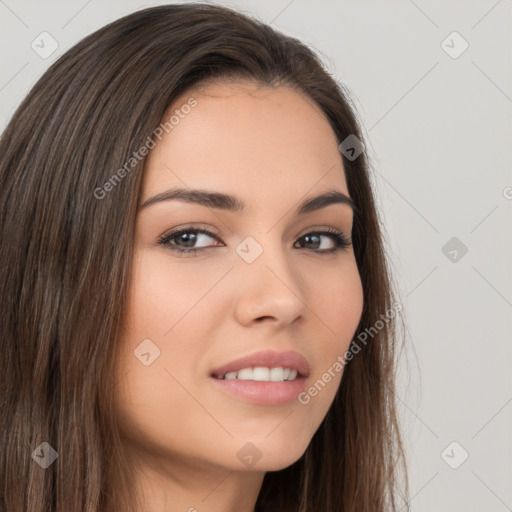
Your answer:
[232,235,307,328]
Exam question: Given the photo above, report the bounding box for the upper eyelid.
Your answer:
[162,225,347,239]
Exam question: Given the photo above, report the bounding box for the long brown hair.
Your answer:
[0,3,408,511]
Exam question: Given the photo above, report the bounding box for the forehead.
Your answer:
[142,80,349,205]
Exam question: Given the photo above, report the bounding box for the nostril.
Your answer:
[256,316,273,322]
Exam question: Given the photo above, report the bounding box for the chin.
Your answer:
[227,435,311,472]
[255,453,306,472]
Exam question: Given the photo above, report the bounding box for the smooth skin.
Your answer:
[115,79,364,512]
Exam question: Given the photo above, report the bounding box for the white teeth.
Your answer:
[219,366,299,382]
[253,367,270,381]
[269,367,284,381]
[237,368,253,380]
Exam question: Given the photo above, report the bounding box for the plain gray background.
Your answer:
[1,1,511,510]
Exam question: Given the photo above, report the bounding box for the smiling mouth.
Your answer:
[208,349,310,405]
[212,366,299,382]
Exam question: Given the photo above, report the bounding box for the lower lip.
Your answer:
[210,376,307,406]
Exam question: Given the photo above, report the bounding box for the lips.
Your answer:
[210,349,310,379]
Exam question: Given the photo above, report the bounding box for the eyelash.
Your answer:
[157,225,351,256]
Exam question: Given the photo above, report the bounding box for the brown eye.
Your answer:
[295,230,351,253]
[158,228,222,254]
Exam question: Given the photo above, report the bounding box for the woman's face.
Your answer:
[116,80,364,474]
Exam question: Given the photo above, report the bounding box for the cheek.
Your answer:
[123,250,226,338]
[298,257,363,405]
[306,256,364,346]
[114,354,205,451]
[116,251,229,439]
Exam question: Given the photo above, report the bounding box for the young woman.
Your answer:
[0,3,408,511]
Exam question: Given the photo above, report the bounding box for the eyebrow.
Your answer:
[140,187,357,216]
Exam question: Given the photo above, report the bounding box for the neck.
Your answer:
[127,448,265,512]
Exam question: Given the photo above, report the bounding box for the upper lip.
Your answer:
[210,350,311,378]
